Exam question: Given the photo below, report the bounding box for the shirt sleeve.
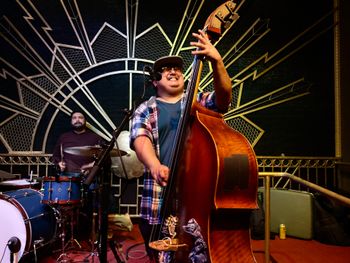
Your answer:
[130,102,154,150]
[197,91,218,110]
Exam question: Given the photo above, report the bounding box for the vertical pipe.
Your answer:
[264,175,270,263]
[333,0,341,158]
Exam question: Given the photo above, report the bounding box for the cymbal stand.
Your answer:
[56,207,70,263]
[83,189,99,262]
[63,206,82,251]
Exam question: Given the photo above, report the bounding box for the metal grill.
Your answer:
[226,116,262,146]
[60,46,90,72]
[92,26,128,62]
[20,85,46,113]
[0,116,36,152]
[29,76,58,95]
[135,27,171,60]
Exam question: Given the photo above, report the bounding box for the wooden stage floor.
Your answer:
[17,223,350,263]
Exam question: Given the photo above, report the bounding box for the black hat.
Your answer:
[70,110,86,118]
[153,55,183,73]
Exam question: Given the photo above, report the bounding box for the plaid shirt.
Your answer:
[130,91,218,224]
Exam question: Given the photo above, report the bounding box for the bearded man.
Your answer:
[52,110,103,176]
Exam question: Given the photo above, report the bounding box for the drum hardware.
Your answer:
[63,206,82,250]
[81,186,99,262]
[83,211,99,262]
[55,208,70,263]
[33,237,44,263]
[55,205,81,262]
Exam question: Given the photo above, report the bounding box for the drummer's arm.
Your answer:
[80,161,95,176]
[58,161,66,172]
[52,138,66,172]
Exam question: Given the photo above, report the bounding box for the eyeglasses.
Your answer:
[160,66,183,73]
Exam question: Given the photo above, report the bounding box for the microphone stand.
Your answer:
[84,108,133,263]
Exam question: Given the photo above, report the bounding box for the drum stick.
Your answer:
[60,143,64,162]
[57,144,64,179]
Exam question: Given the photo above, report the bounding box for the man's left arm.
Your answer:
[191,29,232,112]
[211,58,232,112]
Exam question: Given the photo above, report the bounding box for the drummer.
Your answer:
[52,110,104,237]
[52,110,104,178]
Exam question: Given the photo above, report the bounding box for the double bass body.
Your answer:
[167,103,258,262]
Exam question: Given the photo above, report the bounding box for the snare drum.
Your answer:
[0,189,57,262]
[42,176,82,205]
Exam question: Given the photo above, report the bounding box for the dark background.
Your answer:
[0,0,345,159]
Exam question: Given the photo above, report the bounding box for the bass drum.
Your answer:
[0,188,57,262]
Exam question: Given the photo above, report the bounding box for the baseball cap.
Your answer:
[153,55,184,73]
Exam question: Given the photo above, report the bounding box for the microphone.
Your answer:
[8,237,21,253]
[144,66,162,81]
[153,71,162,81]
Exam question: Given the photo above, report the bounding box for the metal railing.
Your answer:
[257,156,339,191]
[0,153,52,180]
[0,153,141,216]
[259,172,350,263]
[0,154,340,217]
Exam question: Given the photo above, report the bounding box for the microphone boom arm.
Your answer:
[83,108,133,186]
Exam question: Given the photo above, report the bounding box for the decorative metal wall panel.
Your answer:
[0,0,337,214]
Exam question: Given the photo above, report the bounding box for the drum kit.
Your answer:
[0,135,143,263]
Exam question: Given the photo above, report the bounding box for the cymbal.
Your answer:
[64,146,127,157]
[0,170,16,179]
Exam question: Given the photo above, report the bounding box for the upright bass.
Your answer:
[150,1,259,262]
